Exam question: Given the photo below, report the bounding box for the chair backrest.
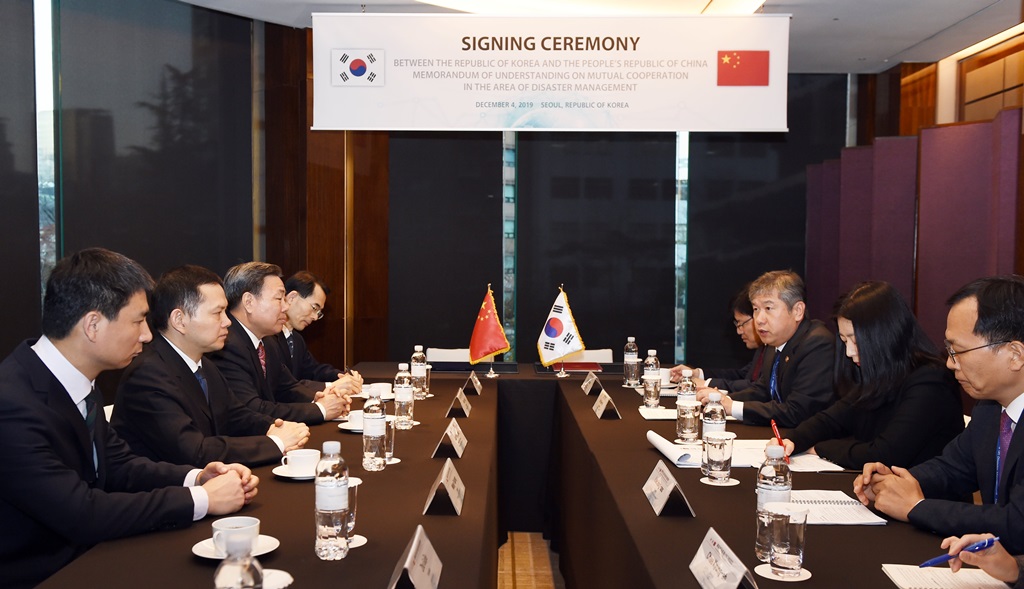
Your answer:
[561,349,614,363]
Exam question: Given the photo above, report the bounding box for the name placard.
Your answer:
[446,387,473,418]
[592,390,621,420]
[463,371,483,395]
[432,418,469,459]
[688,527,759,589]
[387,524,443,589]
[642,460,696,517]
[423,457,466,516]
[581,371,603,396]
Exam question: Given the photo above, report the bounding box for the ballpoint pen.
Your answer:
[918,536,1000,568]
[770,419,790,464]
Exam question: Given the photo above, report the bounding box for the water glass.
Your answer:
[676,400,702,442]
[704,431,737,483]
[765,502,809,578]
[384,416,396,461]
[424,364,432,396]
[642,375,661,408]
[346,478,360,534]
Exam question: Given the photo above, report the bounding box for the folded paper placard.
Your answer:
[581,371,603,396]
[642,460,696,517]
[689,527,759,589]
[432,418,468,459]
[592,390,621,420]
[462,371,483,396]
[387,524,442,589]
[423,457,466,516]
[446,388,473,418]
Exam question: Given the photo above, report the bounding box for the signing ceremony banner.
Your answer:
[312,14,789,132]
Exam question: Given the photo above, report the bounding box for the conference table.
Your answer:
[39,363,955,588]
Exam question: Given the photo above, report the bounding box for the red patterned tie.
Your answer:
[257,341,267,377]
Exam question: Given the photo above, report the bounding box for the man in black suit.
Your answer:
[0,249,257,589]
[208,262,349,424]
[113,265,310,467]
[856,276,1024,553]
[696,270,835,427]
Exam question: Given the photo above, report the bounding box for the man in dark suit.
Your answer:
[208,262,349,424]
[113,265,310,467]
[697,270,835,427]
[279,271,357,386]
[856,276,1024,553]
[0,249,258,589]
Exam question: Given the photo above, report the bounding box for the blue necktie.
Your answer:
[195,366,209,403]
[84,386,101,474]
[768,352,782,403]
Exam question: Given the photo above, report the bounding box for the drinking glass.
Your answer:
[765,502,809,578]
[704,431,737,484]
[676,400,702,443]
[347,477,367,548]
[642,375,661,408]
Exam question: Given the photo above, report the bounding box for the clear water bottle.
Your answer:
[755,445,792,561]
[315,440,349,561]
[411,345,427,400]
[643,349,660,383]
[679,369,697,402]
[214,534,264,588]
[701,392,727,474]
[394,362,415,430]
[362,388,386,471]
[623,337,640,386]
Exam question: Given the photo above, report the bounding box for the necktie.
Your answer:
[257,341,267,377]
[195,365,209,402]
[751,347,766,381]
[84,386,101,474]
[768,352,782,403]
[286,334,295,358]
[995,410,1013,503]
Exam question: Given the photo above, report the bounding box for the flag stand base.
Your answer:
[555,363,570,378]
[486,363,499,379]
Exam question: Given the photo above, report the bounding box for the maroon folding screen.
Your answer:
[805,159,842,322]
[838,147,874,293]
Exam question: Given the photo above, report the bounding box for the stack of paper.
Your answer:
[881,564,1007,588]
[646,430,701,468]
[791,490,886,525]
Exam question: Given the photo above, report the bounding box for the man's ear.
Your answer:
[790,300,806,322]
[1005,341,1024,372]
[81,311,103,343]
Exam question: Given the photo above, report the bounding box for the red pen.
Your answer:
[770,419,790,464]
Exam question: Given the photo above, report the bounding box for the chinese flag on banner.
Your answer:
[717,50,770,86]
[469,285,511,364]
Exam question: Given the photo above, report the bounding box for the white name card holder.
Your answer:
[581,371,604,396]
[689,527,759,589]
[423,457,466,516]
[446,387,473,418]
[432,418,469,459]
[643,460,696,517]
[387,524,442,589]
[592,389,621,420]
[462,371,483,396]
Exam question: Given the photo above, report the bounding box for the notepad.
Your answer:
[881,563,1007,589]
[790,490,887,525]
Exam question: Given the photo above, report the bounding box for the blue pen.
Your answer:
[918,536,1000,568]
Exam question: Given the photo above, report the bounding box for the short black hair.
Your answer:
[223,262,283,309]
[749,270,805,310]
[151,265,224,332]
[285,271,330,298]
[42,248,154,339]
[947,275,1024,344]
[729,284,753,317]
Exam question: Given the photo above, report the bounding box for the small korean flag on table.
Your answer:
[331,49,385,86]
[537,288,585,367]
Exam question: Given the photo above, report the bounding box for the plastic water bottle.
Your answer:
[214,534,263,588]
[643,349,660,383]
[755,445,792,561]
[411,345,427,400]
[701,392,727,474]
[362,387,386,471]
[315,440,349,561]
[679,369,697,402]
[623,337,640,386]
[394,362,415,430]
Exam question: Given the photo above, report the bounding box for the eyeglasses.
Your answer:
[943,339,1009,364]
[309,301,324,320]
[733,317,752,329]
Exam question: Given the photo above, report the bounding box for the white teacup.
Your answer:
[660,368,675,386]
[280,448,320,476]
[367,382,392,396]
[212,516,259,557]
[346,410,364,429]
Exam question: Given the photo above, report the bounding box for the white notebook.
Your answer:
[882,563,1007,589]
[790,490,887,525]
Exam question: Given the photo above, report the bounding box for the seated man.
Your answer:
[696,270,835,427]
[671,284,770,392]
[855,276,1024,554]
[113,265,310,467]
[278,271,361,389]
[0,248,257,589]
[208,262,349,424]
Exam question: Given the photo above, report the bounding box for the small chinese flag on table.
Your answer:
[469,284,511,364]
[717,50,770,86]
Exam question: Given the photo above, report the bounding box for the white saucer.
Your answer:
[348,534,368,548]
[354,391,396,401]
[272,465,314,480]
[349,476,362,487]
[754,564,812,582]
[338,422,362,433]
[264,569,295,589]
[700,476,740,487]
[192,534,280,559]
[386,457,401,465]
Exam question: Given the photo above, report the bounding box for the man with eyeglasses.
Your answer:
[854,276,1024,553]
[277,271,362,393]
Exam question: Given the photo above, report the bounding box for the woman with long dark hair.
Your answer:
[775,281,964,469]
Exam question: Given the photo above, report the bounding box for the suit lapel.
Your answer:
[777,320,811,384]
[229,318,273,401]
[153,337,215,426]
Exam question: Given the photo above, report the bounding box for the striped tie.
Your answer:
[768,353,782,403]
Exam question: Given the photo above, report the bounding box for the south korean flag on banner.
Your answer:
[331,49,385,86]
[537,288,586,367]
